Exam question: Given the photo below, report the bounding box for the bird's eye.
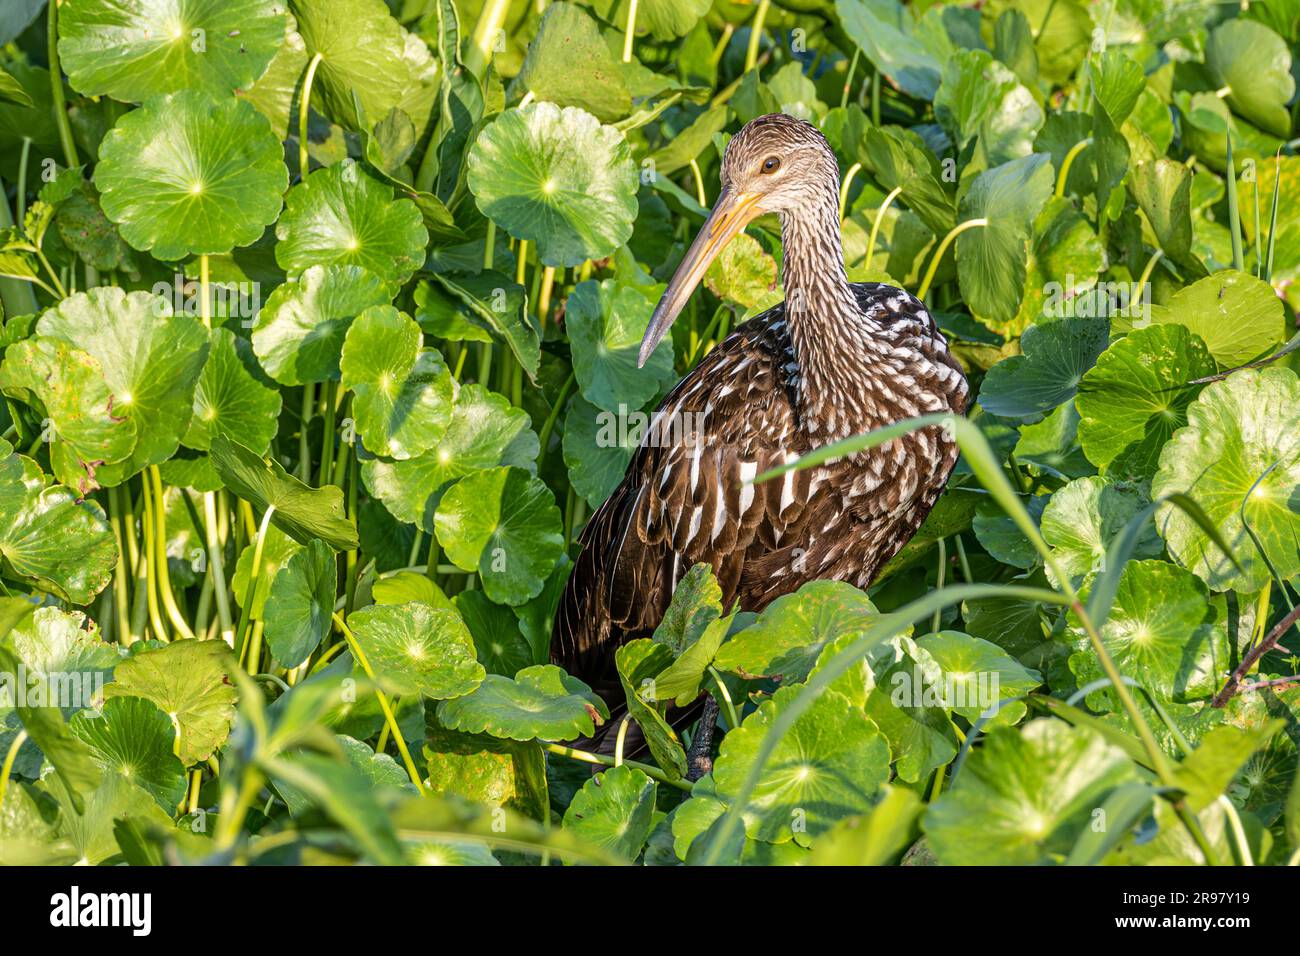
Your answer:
[760,156,781,174]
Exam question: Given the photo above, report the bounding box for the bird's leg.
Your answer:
[685,696,720,781]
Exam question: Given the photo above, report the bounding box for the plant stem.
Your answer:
[298,52,324,179]
[838,163,861,222]
[106,486,134,644]
[863,186,902,271]
[236,505,276,669]
[1054,138,1093,198]
[138,474,170,643]
[840,49,860,110]
[745,0,769,72]
[535,371,575,466]
[332,612,426,793]
[468,0,511,75]
[203,490,235,646]
[622,0,639,63]
[0,729,28,813]
[541,743,692,792]
[917,219,987,302]
[317,381,337,487]
[47,0,79,169]
[150,466,197,640]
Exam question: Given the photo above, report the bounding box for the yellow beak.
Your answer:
[637,187,765,368]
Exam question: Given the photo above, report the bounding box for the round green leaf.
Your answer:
[0,442,117,604]
[714,580,882,685]
[567,279,676,413]
[340,305,453,459]
[454,590,533,678]
[436,664,609,742]
[96,90,287,259]
[562,394,639,508]
[434,466,564,606]
[561,765,657,864]
[347,601,484,700]
[275,162,427,287]
[288,0,439,135]
[712,686,891,845]
[264,540,336,669]
[1150,270,1287,368]
[919,630,1042,728]
[364,384,538,532]
[861,635,959,784]
[58,0,286,102]
[1152,367,1300,591]
[924,718,1138,865]
[1206,19,1295,138]
[1039,476,1162,591]
[467,102,638,268]
[183,327,282,455]
[1068,560,1221,707]
[252,264,391,386]
[1076,323,1216,478]
[231,523,300,617]
[105,639,238,766]
[69,696,185,813]
[979,316,1109,420]
[34,288,211,488]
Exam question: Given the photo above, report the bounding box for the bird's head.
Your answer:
[638,113,838,367]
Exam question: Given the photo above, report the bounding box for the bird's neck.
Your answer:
[778,183,882,436]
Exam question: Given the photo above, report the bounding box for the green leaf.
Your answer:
[58,0,286,102]
[509,3,632,123]
[31,288,211,489]
[614,639,687,779]
[288,0,439,135]
[210,434,359,549]
[1150,270,1286,368]
[1040,476,1162,591]
[105,639,239,766]
[231,523,300,617]
[454,589,533,677]
[340,305,453,459]
[561,393,639,508]
[1076,324,1216,478]
[434,466,564,606]
[561,765,657,864]
[275,162,428,288]
[236,13,308,138]
[1128,158,1203,276]
[1175,721,1285,813]
[364,384,538,532]
[805,785,923,865]
[714,580,882,684]
[1151,367,1300,591]
[69,696,186,813]
[95,90,287,259]
[935,49,1043,166]
[264,540,336,668]
[1206,19,1295,138]
[978,316,1108,420]
[651,614,733,707]
[0,65,33,108]
[567,278,675,413]
[713,686,891,845]
[956,153,1054,326]
[1068,560,1223,707]
[651,562,723,654]
[925,718,1138,865]
[863,636,958,783]
[0,441,117,604]
[436,664,609,741]
[183,327,282,456]
[424,713,548,818]
[252,264,392,386]
[835,0,945,100]
[919,630,1042,727]
[425,271,540,383]
[467,103,638,268]
[347,601,484,699]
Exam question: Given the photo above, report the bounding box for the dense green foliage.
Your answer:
[0,0,1298,866]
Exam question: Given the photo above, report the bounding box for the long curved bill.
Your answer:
[637,186,765,368]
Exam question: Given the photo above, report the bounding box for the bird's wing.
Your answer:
[552,311,811,679]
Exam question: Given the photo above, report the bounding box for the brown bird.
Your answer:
[552,113,968,770]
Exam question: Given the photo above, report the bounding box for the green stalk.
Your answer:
[203,490,235,646]
[838,163,862,222]
[1225,135,1244,272]
[863,186,902,271]
[150,466,196,640]
[535,371,575,466]
[1055,138,1093,199]
[106,486,133,644]
[0,729,28,814]
[317,381,337,488]
[622,0,639,63]
[298,384,315,483]
[344,453,360,612]
[542,743,692,792]
[840,49,860,110]
[468,0,511,76]
[917,219,987,302]
[138,475,170,643]
[0,176,38,316]
[47,0,79,169]
[332,612,426,793]
[16,137,31,224]
[745,0,770,73]
[1265,152,1281,282]
[298,52,323,179]
[235,505,276,669]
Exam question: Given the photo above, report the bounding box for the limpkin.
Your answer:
[552,113,969,774]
